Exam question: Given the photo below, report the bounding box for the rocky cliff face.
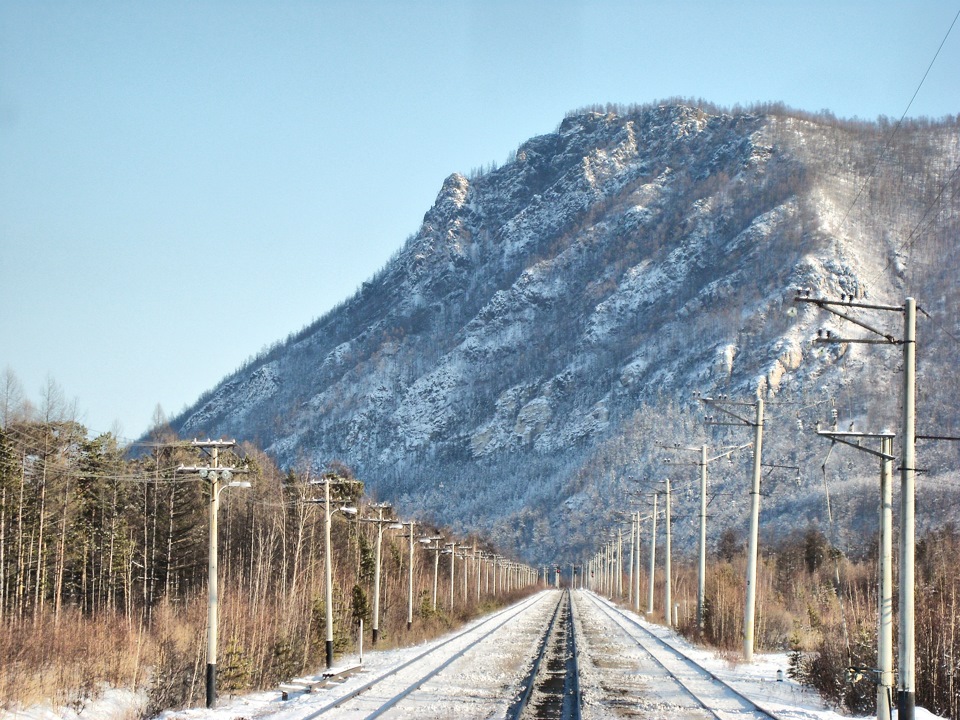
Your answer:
[171,103,960,562]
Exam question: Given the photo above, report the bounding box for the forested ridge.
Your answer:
[167,102,960,569]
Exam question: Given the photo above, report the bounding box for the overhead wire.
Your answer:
[854,7,960,343]
[836,7,960,249]
[917,302,960,348]
[866,158,960,289]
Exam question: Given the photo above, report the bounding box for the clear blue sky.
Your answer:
[1,1,958,440]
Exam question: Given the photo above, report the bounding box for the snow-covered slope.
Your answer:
[169,103,960,562]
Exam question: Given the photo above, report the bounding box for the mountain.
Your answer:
[169,102,960,563]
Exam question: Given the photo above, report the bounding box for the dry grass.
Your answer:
[0,609,145,713]
[0,581,536,718]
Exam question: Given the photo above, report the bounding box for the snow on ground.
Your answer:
[151,591,551,720]
[5,688,147,720]
[5,590,945,720]
[583,591,943,720]
[580,590,831,720]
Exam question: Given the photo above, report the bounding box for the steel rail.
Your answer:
[579,591,784,720]
[563,589,583,720]
[506,589,572,719]
[299,590,551,719]
[567,590,583,720]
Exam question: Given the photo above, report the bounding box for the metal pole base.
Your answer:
[898,691,915,720]
[206,663,216,708]
[372,628,380,645]
[407,620,412,631]
[325,639,334,669]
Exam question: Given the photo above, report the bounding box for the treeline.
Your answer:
[0,379,531,715]
[635,527,960,718]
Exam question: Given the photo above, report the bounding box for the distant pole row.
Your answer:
[174,453,536,708]
[581,293,918,720]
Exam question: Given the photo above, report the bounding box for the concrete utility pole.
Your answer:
[400,521,417,631]
[900,298,917,720]
[475,548,483,600]
[698,445,707,630]
[599,544,605,596]
[609,538,616,597]
[628,516,636,607]
[744,394,764,662]
[601,537,608,591]
[307,472,360,669]
[663,441,749,631]
[601,545,607,595]
[599,545,605,596]
[695,442,752,630]
[647,493,657,615]
[423,537,444,610]
[323,477,334,666]
[634,510,642,612]
[700,391,764,661]
[816,429,896,720]
[177,439,249,709]
[617,527,624,598]
[600,546,606,595]
[880,435,895,720]
[796,292,917,720]
[358,503,401,645]
[663,479,672,627]
[446,542,457,609]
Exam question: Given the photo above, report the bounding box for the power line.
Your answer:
[836,7,960,248]
[868,158,960,288]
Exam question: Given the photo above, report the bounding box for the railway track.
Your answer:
[577,591,784,720]
[265,590,793,719]
[296,590,556,718]
[507,588,582,720]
